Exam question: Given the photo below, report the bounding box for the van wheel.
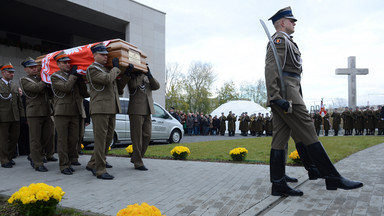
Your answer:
[169,130,181,143]
[109,133,117,148]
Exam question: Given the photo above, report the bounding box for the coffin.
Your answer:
[36,39,148,83]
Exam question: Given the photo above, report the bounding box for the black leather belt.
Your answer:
[283,71,301,80]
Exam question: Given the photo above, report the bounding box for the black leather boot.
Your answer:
[270,149,303,196]
[295,142,323,180]
[307,142,363,190]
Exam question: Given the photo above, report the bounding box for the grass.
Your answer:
[96,136,384,165]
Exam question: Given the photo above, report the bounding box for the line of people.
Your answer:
[0,43,160,181]
[312,106,384,136]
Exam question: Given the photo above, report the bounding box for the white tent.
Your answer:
[210,100,270,134]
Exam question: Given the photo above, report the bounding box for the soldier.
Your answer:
[121,63,160,171]
[376,105,384,135]
[323,112,330,136]
[249,114,257,136]
[239,112,250,136]
[0,63,24,168]
[341,107,353,135]
[366,106,376,135]
[256,113,265,137]
[353,107,364,135]
[313,111,322,136]
[265,113,273,136]
[218,112,226,135]
[331,109,341,136]
[51,52,88,175]
[227,111,236,136]
[85,43,125,179]
[19,57,57,172]
[264,7,362,196]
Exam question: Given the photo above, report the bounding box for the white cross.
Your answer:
[335,56,368,108]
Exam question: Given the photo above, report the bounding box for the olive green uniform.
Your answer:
[313,113,322,136]
[86,62,122,176]
[353,110,364,135]
[0,79,24,166]
[341,109,353,135]
[20,75,54,168]
[227,114,236,136]
[124,73,160,168]
[323,113,330,136]
[331,112,341,136]
[219,115,226,135]
[256,115,265,136]
[51,71,87,172]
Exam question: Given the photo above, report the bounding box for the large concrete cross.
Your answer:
[335,56,368,108]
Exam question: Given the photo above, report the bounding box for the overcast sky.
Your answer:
[136,0,384,108]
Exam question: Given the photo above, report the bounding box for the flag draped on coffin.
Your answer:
[40,40,111,83]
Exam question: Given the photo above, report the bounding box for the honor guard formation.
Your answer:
[0,43,160,180]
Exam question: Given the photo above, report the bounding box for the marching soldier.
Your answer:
[264,7,362,196]
[313,111,322,136]
[331,109,341,136]
[20,57,56,172]
[0,63,24,168]
[219,112,226,135]
[51,51,88,175]
[323,112,330,136]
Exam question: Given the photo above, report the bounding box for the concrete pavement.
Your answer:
[0,139,383,216]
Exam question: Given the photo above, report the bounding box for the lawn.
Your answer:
[101,136,384,165]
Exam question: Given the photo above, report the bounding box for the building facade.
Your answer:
[0,0,165,106]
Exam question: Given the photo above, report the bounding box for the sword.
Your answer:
[259,19,286,99]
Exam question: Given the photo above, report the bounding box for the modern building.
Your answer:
[0,0,166,106]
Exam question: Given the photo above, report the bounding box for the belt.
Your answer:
[282,71,301,80]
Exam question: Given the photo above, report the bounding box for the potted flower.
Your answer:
[8,183,65,216]
[229,147,248,161]
[117,202,165,216]
[170,146,190,160]
[125,145,133,157]
[288,150,302,164]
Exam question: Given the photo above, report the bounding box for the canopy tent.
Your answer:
[210,100,270,134]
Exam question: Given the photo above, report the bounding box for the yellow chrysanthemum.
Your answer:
[288,150,300,160]
[229,147,248,155]
[81,144,84,149]
[116,202,166,216]
[170,146,190,155]
[125,145,133,154]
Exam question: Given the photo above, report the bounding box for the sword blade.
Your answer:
[259,19,286,99]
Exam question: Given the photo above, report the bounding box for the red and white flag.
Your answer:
[319,98,327,117]
[40,40,111,83]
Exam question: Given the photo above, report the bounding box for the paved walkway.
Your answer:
[1,141,383,216]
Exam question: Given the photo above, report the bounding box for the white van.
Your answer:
[83,98,183,147]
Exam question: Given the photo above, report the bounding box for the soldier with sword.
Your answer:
[261,6,363,196]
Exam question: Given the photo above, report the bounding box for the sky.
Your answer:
[136,0,384,108]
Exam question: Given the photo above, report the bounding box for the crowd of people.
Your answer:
[168,108,273,137]
[312,106,384,136]
[168,105,384,138]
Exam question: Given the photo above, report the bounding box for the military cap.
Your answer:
[269,6,297,24]
[53,51,71,62]
[21,57,38,68]
[0,62,15,72]
[91,43,108,54]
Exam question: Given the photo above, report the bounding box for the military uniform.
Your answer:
[123,67,160,170]
[353,108,364,135]
[376,106,384,135]
[227,112,236,136]
[239,113,250,136]
[51,52,87,174]
[249,115,257,136]
[323,113,330,136]
[20,57,55,171]
[313,113,322,136]
[265,114,273,136]
[0,63,24,168]
[256,114,265,137]
[331,111,341,136]
[366,107,376,135]
[341,108,353,135]
[265,7,362,196]
[218,114,226,135]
